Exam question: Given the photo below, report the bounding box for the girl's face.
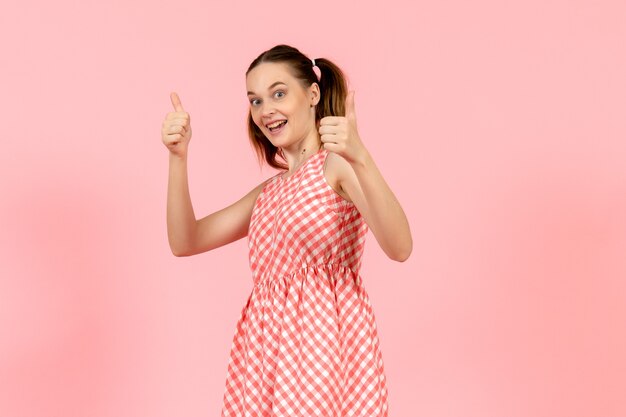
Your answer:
[246,62,319,148]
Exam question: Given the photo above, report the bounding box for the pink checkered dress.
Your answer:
[220,147,389,417]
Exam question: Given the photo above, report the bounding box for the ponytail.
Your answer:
[314,57,349,125]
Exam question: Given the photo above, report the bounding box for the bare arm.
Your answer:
[166,152,268,256]
[332,150,412,262]
[319,90,412,262]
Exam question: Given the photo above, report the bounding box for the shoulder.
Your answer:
[321,149,375,227]
[248,173,279,201]
[322,149,354,203]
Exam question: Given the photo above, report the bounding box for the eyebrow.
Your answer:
[247,81,287,96]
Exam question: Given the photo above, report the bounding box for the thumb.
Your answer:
[345,90,356,120]
[170,92,185,112]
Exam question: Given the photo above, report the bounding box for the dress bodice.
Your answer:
[247,148,369,287]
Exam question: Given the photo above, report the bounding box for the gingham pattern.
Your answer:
[220,148,389,417]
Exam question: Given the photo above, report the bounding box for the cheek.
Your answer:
[251,112,262,128]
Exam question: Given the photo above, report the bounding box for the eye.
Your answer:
[249,90,285,106]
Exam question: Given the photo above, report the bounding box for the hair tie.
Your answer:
[311,58,321,81]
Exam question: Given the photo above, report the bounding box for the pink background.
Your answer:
[1,0,625,416]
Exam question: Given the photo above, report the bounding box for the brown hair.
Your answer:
[245,44,350,170]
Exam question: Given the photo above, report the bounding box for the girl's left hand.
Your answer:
[318,90,368,165]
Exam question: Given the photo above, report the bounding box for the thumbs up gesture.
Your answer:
[162,92,193,158]
[318,90,366,165]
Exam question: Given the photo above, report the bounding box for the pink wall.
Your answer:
[1,1,625,416]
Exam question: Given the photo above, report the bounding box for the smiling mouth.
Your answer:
[267,120,287,133]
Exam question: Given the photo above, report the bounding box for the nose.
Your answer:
[260,102,276,119]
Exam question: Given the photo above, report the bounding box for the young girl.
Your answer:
[162,44,412,417]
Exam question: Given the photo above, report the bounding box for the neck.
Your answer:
[280,141,321,173]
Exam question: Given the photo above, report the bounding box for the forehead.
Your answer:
[246,62,295,90]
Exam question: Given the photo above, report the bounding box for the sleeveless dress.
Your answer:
[220,147,389,417]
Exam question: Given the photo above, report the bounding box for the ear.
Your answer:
[310,82,321,106]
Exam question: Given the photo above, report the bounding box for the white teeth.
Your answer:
[267,120,286,129]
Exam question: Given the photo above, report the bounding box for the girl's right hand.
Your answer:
[162,92,192,158]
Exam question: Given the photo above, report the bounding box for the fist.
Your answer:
[318,90,366,165]
[162,92,192,158]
